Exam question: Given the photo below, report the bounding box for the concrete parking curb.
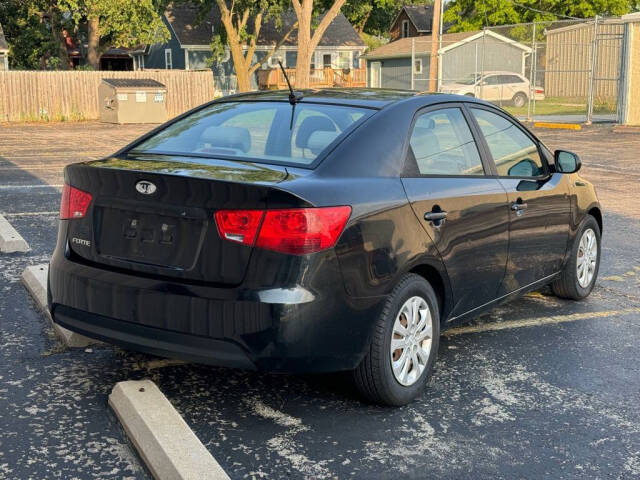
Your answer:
[21,264,97,348]
[109,380,229,480]
[0,214,30,253]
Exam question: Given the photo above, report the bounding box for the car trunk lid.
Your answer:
[63,155,307,285]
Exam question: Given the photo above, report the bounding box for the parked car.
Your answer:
[49,89,601,406]
[440,71,545,107]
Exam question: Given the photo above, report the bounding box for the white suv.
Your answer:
[440,71,544,107]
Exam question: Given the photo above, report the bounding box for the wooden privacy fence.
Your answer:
[0,70,216,122]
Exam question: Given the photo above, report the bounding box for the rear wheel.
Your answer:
[552,215,601,300]
[353,274,440,406]
[512,92,528,108]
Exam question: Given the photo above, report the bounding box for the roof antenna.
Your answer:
[278,60,303,106]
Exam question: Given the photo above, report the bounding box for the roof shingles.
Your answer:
[364,31,479,59]
[0,22,9,51]
[165,3,364,48]
[403,5,433,32]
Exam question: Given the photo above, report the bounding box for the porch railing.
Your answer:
[258,67,367,90]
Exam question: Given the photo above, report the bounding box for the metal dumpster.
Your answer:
[99,78,167,124]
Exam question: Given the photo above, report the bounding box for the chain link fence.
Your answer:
[406,16,626,124]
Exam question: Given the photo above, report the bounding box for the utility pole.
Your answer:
[429,0,442,92]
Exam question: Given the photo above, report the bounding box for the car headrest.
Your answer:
[306,130,340,155]
[200,126,251,153]
[411,127,440,159]
[295,116,337,150]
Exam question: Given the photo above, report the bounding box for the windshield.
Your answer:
[458,74,480,85]
[130,101,375,167]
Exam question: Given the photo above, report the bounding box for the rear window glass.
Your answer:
[130,101,374,166]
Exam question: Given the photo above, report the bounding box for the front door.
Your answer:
[401,105,510,317]
[468,106,571,294]
[370,62,381,88]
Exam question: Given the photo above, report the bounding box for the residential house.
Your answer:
[390,5,434,41]
[364,30,532,91]
[0,22,9,71]
[136,3,366,93]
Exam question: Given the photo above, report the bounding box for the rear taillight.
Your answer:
[59,184,92,220]
[215,206,351,255]
[214,209,264,246]
[535,88,544,94]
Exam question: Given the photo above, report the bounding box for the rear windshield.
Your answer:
[130,101,375,167]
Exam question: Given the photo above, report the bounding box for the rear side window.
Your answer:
[409,108,484,176]
[470,108,544,177]
[131,102,374,167]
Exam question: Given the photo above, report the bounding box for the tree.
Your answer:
[60,0,170,69]
[0,0,71,69]
[203,0,298,92]
[292,0,347,88]
[340,0,435,38]
[443,0,634,32]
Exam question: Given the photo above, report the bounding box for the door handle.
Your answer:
[424,211,448,221]
[511,202,528,211]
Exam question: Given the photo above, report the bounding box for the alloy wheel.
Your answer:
[576,228,597,288]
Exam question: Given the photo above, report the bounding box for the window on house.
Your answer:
[269,52,284,68]
[414,59,422,74]
[165,49,173,69]
[402,20,409,38]
[336,51,351,69]
[323,54,332,68]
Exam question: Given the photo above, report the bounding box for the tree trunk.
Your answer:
[231,46,252,92]
[295,13,312,89]
[48,8,71,70]
[294,0,346,89]
[87,16,100,70]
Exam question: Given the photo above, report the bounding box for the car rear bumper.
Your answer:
[48,247,386,373]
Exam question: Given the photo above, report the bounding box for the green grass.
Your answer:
[503,96,617,117]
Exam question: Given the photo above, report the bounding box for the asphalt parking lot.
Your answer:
[1,122,639,479]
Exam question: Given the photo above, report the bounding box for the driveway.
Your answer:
[0,122,639,479]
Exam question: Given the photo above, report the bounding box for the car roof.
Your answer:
[221,88,429,109]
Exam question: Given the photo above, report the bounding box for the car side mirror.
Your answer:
[555,150,581,173]
[508,158,540,177]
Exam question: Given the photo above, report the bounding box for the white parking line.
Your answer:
[109,380,230,480]
[2,211,58,217]
[0,214,30,253]
[0,184,63,189]
[445,308,640,336]
[22,264,97,348]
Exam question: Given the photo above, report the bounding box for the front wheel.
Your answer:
[552,215,601,300]
[353,274,440,406]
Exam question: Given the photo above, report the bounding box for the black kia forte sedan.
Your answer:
[49,89,602,405]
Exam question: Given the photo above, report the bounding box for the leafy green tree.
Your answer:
[59,0,170,69]
[199,0,297,92]
[443,0,634,32]
[0,0,71,69]
[340,0,434,38]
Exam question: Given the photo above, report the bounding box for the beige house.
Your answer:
[0,22,8,71]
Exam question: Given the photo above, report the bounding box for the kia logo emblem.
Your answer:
[136,180,157,195]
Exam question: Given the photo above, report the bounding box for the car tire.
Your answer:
[552,215,601,300]
[512,92,528,108]
[353,273,440,406]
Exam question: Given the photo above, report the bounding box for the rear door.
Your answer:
[468,105,571,295]
[401,104,510,317]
